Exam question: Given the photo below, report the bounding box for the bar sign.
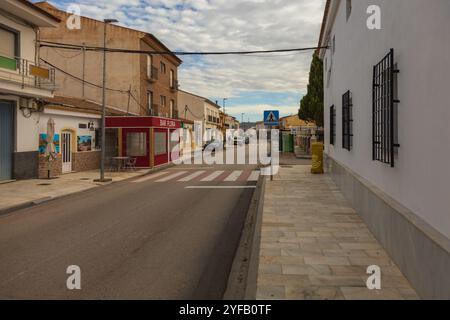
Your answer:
[30,65,50,79]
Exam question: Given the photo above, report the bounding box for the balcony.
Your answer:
[0,55,56,97]
[170,79,179,92]
[147,66,158,83]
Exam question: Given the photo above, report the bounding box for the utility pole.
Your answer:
[96,18,118,183]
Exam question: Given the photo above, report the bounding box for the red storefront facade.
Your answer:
[105,116,181,168]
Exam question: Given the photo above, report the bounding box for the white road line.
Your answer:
[132,171,170,183]
[201,171,225,182]
[185,186,257,189]
[248,170,260,181]
[178,171,206,182]
[224,170,243,182]
[156,171,188,182]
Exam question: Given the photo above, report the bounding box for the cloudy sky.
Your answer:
[40,0,326,122]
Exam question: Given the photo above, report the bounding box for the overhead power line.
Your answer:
[40,57,128,93]
[40,57,149,114]
[38,40,327,56]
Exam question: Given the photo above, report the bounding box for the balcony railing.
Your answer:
[147,66,158,82]
[170,79,179,92]
[147,103,159,116]
[0,55,56,90]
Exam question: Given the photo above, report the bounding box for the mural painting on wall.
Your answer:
[39,134,60,154]
[77,135,92,152]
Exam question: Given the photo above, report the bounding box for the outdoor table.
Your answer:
[111,157,130,172]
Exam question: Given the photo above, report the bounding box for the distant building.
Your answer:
[279,115,315,131]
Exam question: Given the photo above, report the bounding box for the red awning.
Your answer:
[106,116,181,129]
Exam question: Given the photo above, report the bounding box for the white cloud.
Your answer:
[48,0,325,109]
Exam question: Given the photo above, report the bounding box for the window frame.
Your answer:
[0,24,20,59]
[170,69,174,87]
[146,55,152,78]
[372,48,400,167]
[342,90,353,151]
[169,99,174,118]
[147,91,153,115]
[160,61,166,74]
[330,105,336,146]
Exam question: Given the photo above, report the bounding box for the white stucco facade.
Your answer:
[320,0,450,237]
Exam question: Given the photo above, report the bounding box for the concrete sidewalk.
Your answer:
[256,165,419,300]
[0,169,150,214]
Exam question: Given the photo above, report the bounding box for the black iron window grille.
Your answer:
[342,90,353,151]
[330,105,336,145]
[372,48,400,167]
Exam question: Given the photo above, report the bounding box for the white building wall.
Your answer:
[322,0,450,237]
[39,109,101,150]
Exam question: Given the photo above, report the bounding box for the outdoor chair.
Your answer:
[125,157,137,171]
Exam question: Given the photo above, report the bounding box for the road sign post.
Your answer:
[263,111,280,180]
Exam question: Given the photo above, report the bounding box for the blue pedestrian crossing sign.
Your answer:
[264,110,280,126]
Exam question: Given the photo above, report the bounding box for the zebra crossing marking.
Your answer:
[248,171,260,181]
[224,171,243,182]
[178,171,206,182]
[201,171,225,182]
[156,171,188,182]
[132,171,169,183]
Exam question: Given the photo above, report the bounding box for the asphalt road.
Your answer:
[0,160,258,299]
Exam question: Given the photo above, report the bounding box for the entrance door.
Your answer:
[61,131,72,173]
[0,101,14,181]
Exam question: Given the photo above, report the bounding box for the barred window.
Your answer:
[342,90,353,150]
[330,105,336,145]
[373,49,400,167]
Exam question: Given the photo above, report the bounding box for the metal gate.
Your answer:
[0,101,14,181]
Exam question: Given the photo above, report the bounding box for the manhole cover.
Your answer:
[37,183,52,186]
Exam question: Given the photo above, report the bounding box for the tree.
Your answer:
[299,53,324,127]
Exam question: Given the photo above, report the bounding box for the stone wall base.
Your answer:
[72,151,100,172]
[38,154,62,179]
[13,151,39,180]
[325,154,450,299]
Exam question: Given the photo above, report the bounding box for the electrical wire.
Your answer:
[39,57,150,115]
[184,105,204,120]
[38,40,327,56]
[40,57,128,93]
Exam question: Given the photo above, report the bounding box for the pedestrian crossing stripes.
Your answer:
[248,171,260,182]
[224,170,243,182]
[178,171,206,182]
[156,171,188,182]
[201,171,225,182]
[133,169,261,184]
[132,171,169,183]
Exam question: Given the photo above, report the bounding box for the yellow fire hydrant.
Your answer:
[311,142,324,174]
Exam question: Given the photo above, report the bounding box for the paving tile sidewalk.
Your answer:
[256,165,419,300]
[0,169,150,213]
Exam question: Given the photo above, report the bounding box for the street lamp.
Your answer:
[96,18,118,183]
